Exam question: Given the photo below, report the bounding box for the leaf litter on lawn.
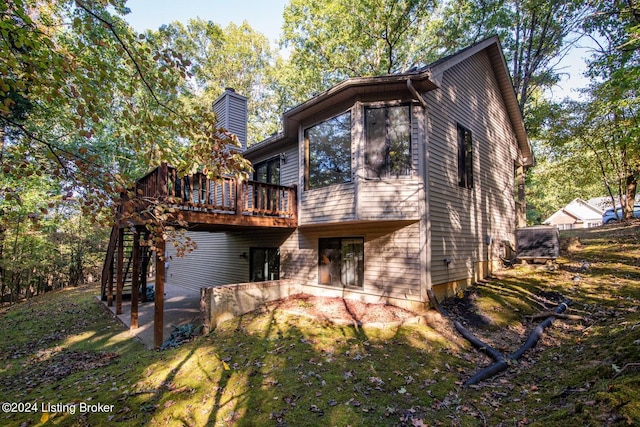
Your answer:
[0,222,639,426]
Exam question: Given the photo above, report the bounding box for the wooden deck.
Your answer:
[120,163,297,230]
[103,163,298,348]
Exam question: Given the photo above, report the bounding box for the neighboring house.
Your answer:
[543,198,604,230]
[103,36,534,346]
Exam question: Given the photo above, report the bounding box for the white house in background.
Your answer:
[543,198,603,230]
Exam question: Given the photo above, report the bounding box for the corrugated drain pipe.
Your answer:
[427,289,570,386]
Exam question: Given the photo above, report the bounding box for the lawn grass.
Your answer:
[0,221,638,426]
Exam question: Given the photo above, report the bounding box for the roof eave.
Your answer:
[253,36,534,166]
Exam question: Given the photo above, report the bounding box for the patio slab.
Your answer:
[100,282,202,349]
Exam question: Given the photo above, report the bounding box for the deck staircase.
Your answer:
[101,225,152,301]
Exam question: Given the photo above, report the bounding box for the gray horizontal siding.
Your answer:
[281,222,422,302]
[166,229,293,292]
[356,179,422,220]
[300,182,356,224]
[426,50,518,285]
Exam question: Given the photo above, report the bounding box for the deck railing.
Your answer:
[123,163,297,220]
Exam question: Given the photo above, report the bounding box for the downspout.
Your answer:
[409,78,432,307]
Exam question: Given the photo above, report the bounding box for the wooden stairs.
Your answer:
[101,225,152,303]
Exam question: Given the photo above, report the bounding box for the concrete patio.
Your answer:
[101,282,202,349]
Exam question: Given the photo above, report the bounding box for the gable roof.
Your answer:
[247,36,533,166]
[543,198,604,225]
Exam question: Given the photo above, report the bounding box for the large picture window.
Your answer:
[318,237,364,288]
[304,112,352,190]
[365,105,411,178]
[457,124,473,189]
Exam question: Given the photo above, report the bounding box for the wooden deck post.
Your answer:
[235,178,244,217]
[154,238,166,349]
[107,258,114,307]
[141,250,149,303]
[103,225,119,307]
[130,228,140,330]
[291,185,298,221]
[116,227,124,315]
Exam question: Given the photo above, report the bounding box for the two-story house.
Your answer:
[103,36,533,347]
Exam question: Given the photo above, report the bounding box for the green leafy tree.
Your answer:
[152,19,281,143]
[3,2,249,227]
[281,0,437,105]
[1,0,249,210]
[440,0,590,115]
[581,0,640,219]
[1,0,254,295]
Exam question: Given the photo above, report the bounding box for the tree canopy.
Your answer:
[2,0,638,300]
[0,0,250,300]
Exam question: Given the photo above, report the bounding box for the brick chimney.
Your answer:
[213,88,248,151]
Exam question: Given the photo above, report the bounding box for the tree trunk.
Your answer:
[624,171,638,220]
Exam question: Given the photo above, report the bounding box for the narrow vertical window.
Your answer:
[457,124,473,189]
[365,105,411,178]
[253,156,281,211]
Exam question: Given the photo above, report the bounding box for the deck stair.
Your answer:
[101,226,151,302]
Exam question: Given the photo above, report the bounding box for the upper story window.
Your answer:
[365,105,411,178]
[304,111,352,190]
[457,124,473,189]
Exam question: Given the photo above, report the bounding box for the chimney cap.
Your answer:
[225,87,236,93]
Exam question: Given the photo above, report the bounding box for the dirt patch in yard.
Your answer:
[441,288,495,328]
[266,293,424,327]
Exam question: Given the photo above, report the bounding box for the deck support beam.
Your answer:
[154,238,166,349]
[107,257,114,307]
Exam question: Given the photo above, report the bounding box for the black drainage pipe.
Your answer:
[464,301,570,386]
[427,289,505,368]
[427,289,570,386]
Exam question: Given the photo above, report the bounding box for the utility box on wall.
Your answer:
[516,226,560,261]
